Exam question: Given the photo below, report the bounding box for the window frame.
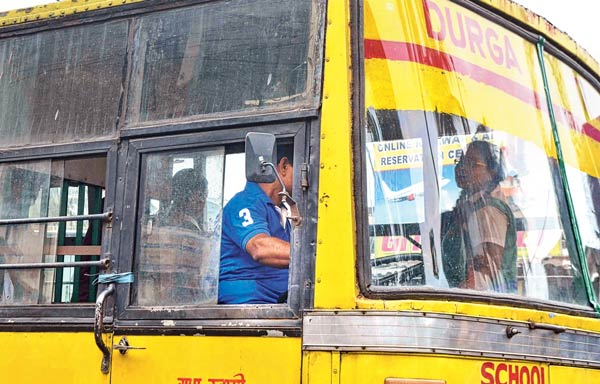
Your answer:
[353,0,600,317]
[0,140,118,325]
[113,119,316,326]
[121,0,324,132]
[0,0,325,138]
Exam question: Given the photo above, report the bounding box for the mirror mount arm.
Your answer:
[259,157,302,226]
[259,157,289,197]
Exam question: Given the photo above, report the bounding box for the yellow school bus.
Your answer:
[0,0,599,383]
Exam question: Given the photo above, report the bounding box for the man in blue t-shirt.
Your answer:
[218,146,293,304]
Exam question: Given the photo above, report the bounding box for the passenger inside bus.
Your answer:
[442,138,517,293]
[138,168,216,305]
[218,144,294,304]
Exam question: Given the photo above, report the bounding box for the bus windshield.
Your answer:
[362,0,600,307]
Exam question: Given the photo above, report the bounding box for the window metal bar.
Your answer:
[0,211,112,226]
[0,258,110,271]
[536,37,600,313]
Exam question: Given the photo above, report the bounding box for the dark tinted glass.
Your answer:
[0,21,128,147]
[128,0,313,123]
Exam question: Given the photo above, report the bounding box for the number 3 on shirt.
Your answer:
[239,208,254,227]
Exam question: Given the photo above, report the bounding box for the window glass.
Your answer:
[135,148,225,306]
[223,152,246,205]
[543,54,600,299]
[0,21,128,147]
[362,0,588,305]
[0,157,106,305]
[127,0,314,124]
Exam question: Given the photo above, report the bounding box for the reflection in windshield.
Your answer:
[442,136,517,293]
[366,110,588,305]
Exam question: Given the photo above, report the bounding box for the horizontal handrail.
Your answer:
[0,258,110,270]
[0,211,112,226]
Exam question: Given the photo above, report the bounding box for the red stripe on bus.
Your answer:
[364,39,600,143]
[583,122,600,142]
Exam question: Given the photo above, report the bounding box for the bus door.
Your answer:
[107,122,312,383]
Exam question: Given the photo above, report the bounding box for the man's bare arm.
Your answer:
[245,233,290,268]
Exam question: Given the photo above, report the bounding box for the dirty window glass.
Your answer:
[366,111,587,305]
[543,54,600,300]
[0,21,128,147]
[127,0,313,124]
[362,0,589,306]
[135,148,224,306]
[0,158,106,305]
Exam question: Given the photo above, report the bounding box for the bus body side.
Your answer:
[0,0,599,383]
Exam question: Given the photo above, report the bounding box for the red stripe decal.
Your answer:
[583,122,600,142]
[365,38,600,143]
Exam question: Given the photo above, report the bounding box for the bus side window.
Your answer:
[134,147,224,306]
[133,142,296,307]
[218,140,295,305]
[0,157,106,305]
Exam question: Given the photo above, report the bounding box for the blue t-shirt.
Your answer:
[218,182,291,304]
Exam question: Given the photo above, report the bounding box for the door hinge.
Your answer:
[301,163,309,190]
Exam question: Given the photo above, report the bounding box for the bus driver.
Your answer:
[218,145,294,304]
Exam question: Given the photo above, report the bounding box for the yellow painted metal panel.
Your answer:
[385,380,445,384]
[550,365,600,382]
[355,298,600,333]
[340,353,554,384]
[314,0,358,309]
[303,351,335,384]
[111,335,301,384]
[0,332,111,383]
[0,0,144,26]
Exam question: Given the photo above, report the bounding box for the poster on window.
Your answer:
[367,138,425,224]
[368,133,501,225]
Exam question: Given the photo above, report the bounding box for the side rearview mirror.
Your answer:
[245,132,277,183]
[245,132,303,226]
